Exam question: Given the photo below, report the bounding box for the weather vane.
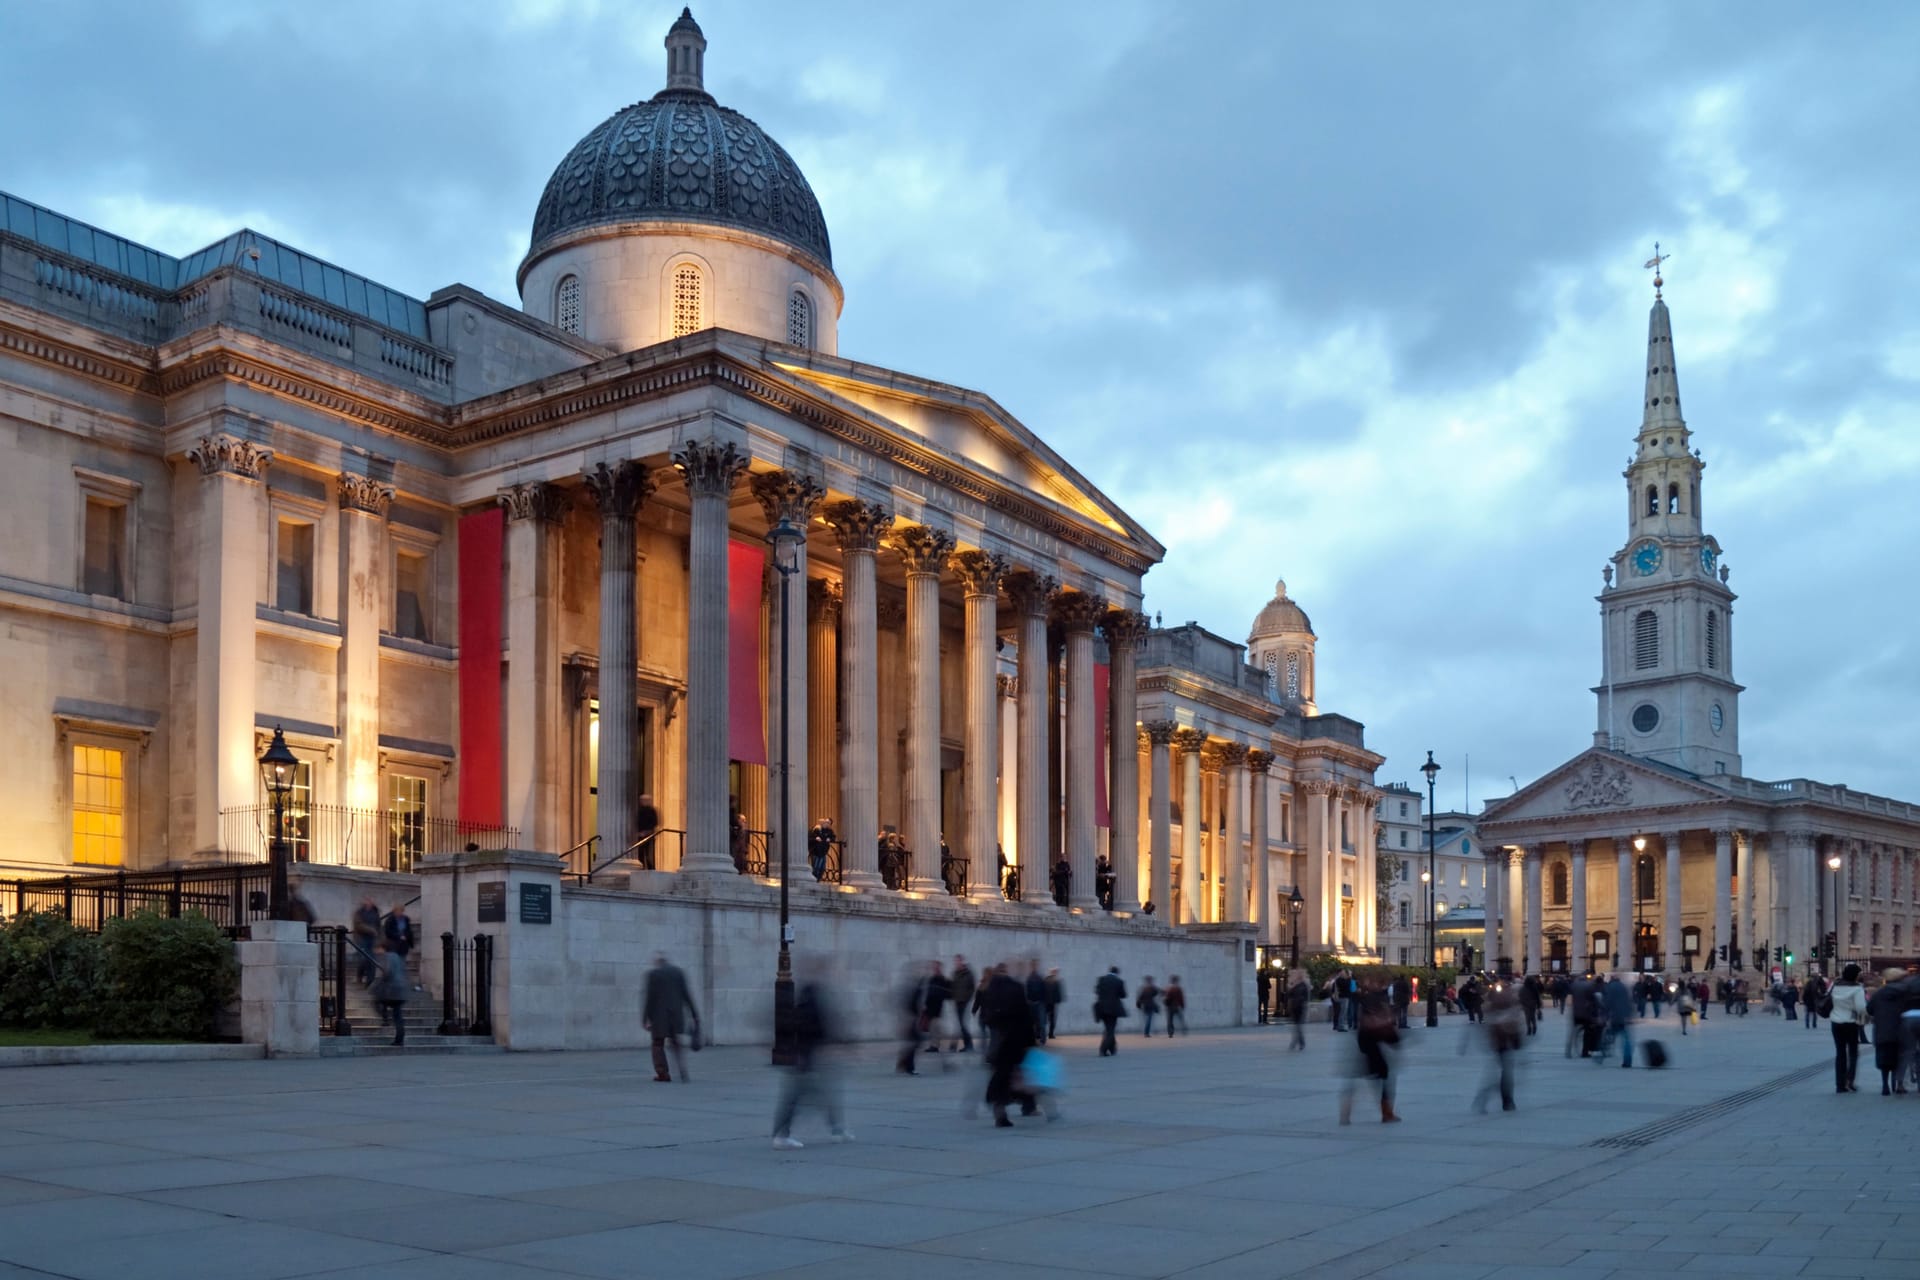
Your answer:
[1644,242,1669,298]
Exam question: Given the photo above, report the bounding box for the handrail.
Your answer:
[571,828,681,884]
[557,834,600,881]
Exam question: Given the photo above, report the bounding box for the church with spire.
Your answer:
[1474,265,1920,983]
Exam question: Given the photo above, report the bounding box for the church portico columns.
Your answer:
[1713,829,1734,973]
[1247,750,1272,939]
[1174,729,1208,925]
[1052,590,1106,910]
[583,460,653,866]
[1198,746,1226,923]
[1219,743,1249,923]
[950,549,1007,900]
[1523,845,1543,976]
[1506,848,1524,971]
[1482,851,1501,972]
[1144,722,1179,919]
[1662,829,1683,973]
[500,481,567,850]
[824,500,893,889]
[672,442,750,874]
[1004,571,1056,906]
[805,580,841,837]
[1102,610,1151,914]
[1615,841,1633,970]
[750,472,825,873]
[893,526,954,893]
[1570,839,1589,972]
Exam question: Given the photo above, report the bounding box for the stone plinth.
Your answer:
[237,919,319,1057]
[418,848,566,1051]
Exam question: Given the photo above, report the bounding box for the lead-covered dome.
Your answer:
[1249,579,1314,641]
[526,10,831,271]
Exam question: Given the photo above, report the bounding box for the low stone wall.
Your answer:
[419,851,1256,1049]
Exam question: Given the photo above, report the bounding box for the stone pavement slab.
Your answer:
[0,1007,1913,1277]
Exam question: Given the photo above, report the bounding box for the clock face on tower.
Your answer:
[1632,540,1663,576]
[1700,544,1717,576]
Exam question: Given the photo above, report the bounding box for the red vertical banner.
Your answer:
[1094,661,1110,826]
[457,507,505,827]
[727,541,767,766]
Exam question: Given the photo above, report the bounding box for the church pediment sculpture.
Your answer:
[1564,760,1633,809]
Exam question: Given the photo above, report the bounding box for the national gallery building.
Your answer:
[1475,277,1920,980]
[0,10,1382,998]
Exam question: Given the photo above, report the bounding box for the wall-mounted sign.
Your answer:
[477,880,507,923]
[520,882,553,925]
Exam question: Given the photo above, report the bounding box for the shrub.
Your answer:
[93,911,238,1041]
[0,910,101,1029]
[1304,954,1460,995]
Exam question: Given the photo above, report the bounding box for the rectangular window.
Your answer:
[394,549,430,642]
[284,760,313,863]
[1460,865,1468,887]
[1398,830,1408,848]
[276,519,314,614]
[1398,802,1407,818]
[387,773,428,872]
[82,498,127,598]
[71,743,126,866]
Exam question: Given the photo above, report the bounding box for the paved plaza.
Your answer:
[0,1006,1913,1279]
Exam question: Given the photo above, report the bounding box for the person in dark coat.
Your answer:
[771,964,850,1148]
[948,955,977,1052]
[370,940,410,1046]
[1093,966,1127,1056]
[1164,975,1188,1036]
[1136,975,1161,1037]
[897,961,934,1075]
[1024,961,1049,1044]
[642,952,701,1082]
[1520,975,1543,1035]
[1867,969,1917,1095]
[807,818,835,882]
[1340,977,1401,1124]
[350,896,381,986]
[1389,973,1413,1030]
[978,963,1038,1127]
[1043,969,1064,1040]
[1602,973,1635,1068]
[1051,857,1072,907]
[383,902,415,959]
[1287,968,1310,1050]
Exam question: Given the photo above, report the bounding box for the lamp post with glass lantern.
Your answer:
[768,516,803,1066]
[1826,851,1843,975]
[258,726,299,921]
[1632,835,1649,972]
[1289,884,1305,973]
[1421,751,1440,1027]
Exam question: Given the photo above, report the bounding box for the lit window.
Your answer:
[283,760,313,862]
[394,549,431,642]
[276,519,314,615]
[1705,609,1719,670]
[555,274,582,335]
[1633,610,1658,670]
[786,289,813,348]
[671,264,703,338]
[1459,864,1468,887]
[71,744,126,866]
[82,498,128,598]
[387,773,428,872]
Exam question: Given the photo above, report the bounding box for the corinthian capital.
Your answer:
[1001,569,1057,619]
[188,434,272,480]
[1143,719,1181,747]
[1245,748,1273,775]
[499,481,569,523]
[891,525,955,575]
[948,549,1007,596]
[1171,727,1208,755]
[672,440,749,499]
[337,474,395,516]
[583,460,653,518]
[748,469,824,527]
[1050,589,1106,634]
[823,499,893,552]
[1218,741,1250,768]
[1100,608,1153,650]
[807,577,842,625]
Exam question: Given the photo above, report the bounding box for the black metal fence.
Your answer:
[0,865,271,936]
[310,925,353,1036]
[438,932,493,1037]
[941,856,969,897]
[565,829,684,885]
[219,804,518,872]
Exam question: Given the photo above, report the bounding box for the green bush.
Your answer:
[0,911,102,1029]
[93,911,238,1041]
[1304,954,1460,994]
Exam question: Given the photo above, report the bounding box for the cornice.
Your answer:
[157,347,449,444]
[0,311,155,392]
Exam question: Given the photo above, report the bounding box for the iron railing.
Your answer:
[310,925,353,1036]
[880,845,912,891]
[219,804,518,873]
[438,932,493,1037]
[941,856,969,898]
[0,865,271,936]
[567,829,683,885]
[1001,863,1023,901]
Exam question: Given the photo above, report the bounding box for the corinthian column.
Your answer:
[671,442,749,873]
[1571,839,1589,971]
[582,460,652,865]
[893,526,954,892]
[1145,722,1178,919]
[950,549,1006,899]
[1175,729,1207,925]
[806,579,841,838]
[1302,780,1329,947]
[824,499,892,888]
[1103,610,1150,913]
[1714,828,1734,973]
[1053,590,1105,910]
[1247,750,1272,939]
[1004,571,1056,904]
[1219,743,1249,923]
[499,481,567,851]
[750,471,824,872]
[1663,829,1683,973]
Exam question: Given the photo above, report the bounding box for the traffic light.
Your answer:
[1753,946,1766,970]
[1773,946,1783,963]
[1824,932,1838,962]
[1716,944,1727,963]
[1784,949,1795,967]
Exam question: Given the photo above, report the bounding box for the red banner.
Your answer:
[1095,661,1110,826]
[728,541,767,766]
[457,507,504,827]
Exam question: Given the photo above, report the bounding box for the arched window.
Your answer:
[1398,900,1410,928]
[1668,482,1680,514]
[670,263,704,338]
[1646,485,1659,516]
[1284,653,1301,700]
[1705,608,1719,670]
[786,289,813,348]
[554,274,581,335]
[1550,860,1569,906]
[1633,610,1658,670]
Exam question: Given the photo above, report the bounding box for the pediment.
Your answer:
[1479,749,1728,828]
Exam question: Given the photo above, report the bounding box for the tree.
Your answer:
[1376,830,1397,927]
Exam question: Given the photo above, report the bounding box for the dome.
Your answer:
[525,11,832,273]
[1249,578,1313,641]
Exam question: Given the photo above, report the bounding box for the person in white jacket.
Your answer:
[1827,963,1869,1093]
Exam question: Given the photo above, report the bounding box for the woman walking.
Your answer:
[1340,977,1401,1124]
[1827,963,1868,1093]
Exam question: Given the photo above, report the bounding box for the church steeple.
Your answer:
[1642,262,1685,435]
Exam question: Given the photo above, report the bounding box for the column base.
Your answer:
[1068,895,1102,913]
[906,875,945,896]
[679,851,738,875]
[840,869,884,891]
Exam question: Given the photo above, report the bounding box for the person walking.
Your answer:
[1043,968,1064,1041]
[1867,969,1914,1095]
[1780,979,1800,1022]
[1024,961,1049,1045]
[1675,979,1696,1036]
[1390,973,1412,1030]
[1520,974,1543,1036]
[1803,974,1827,1030]
[979,963,1039,1127]
[1136,975,1161,1037]
[1827,963,1868,1093]
[1473,983,1525,1113]
[948,955,976,1052]
[1340,977,1401,1125]
[897,961,934,1075]
[1094,966,1127,1056]
[1602,972,1636,1068]
[350,896,381,987]
[1288,968,1310,1051]
[642,952,701,1083]
[771,968,851,1149]
[1459,976,1483,1025]
[370,939,409,1046]
[1342,971,1361,1034]
[1165,975,1188,1036]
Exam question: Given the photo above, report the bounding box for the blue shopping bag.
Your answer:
[1023,1048,1068,1092]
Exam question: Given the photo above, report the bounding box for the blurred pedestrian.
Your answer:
[1473,983,1525,1113]
[369,939,409,1047]
[979,963,1039,1127]
[897,960,935,1075]
[1165,975,1188,1036]
[643,952,701,1082]
[1094,966,1127,1056]
[1340,976,1401,1125]
[1828,963,1867,1093]
[771,963,851,1149]
[1044,968,1064,1040]
[1459,975,1483,1024]
[1867,968,1914,1095]
[1390,972,1412,1030]
[1288,968,1309,1051]
[948,954,977,1052]
[1780,979,1800,1022]
[1602,972,1635,1068]
[1674,979,1696,1036]
[1024,960,1049,1045]
[350,896,381,986]
[1520,974,1543,1035]
[1136,974,1161,1037]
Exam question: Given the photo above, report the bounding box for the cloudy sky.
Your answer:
[5,1,1918,806]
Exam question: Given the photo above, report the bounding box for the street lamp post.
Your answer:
[258,726,299,921]
[1826,851,1843,976]
[1632,835,1648,972]
[1421,751,1440,1027]
[1289,885,1305,973]
[768,516,803,1066]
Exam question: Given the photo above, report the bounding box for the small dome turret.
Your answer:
[1248,578,1317,714]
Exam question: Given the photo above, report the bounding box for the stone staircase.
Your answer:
[319,944,501,1056]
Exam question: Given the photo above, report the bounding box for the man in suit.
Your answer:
[643,952,701,1082]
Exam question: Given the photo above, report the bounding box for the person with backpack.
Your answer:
[1826,963,1868,1093]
